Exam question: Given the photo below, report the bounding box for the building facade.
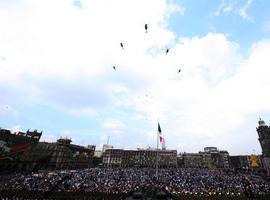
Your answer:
[181,153,203,168]
[219,150,230,168]
[102,144,114,154]
[230,155,264,171]
[0,128,42,171]
[31,138,95,170]
[230,155,251,170]
[256,118,270,172]
[103,148,177,168]
[103,149,123,167]
[179,147,230,169]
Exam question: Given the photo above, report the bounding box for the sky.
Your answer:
[1,0,270,155]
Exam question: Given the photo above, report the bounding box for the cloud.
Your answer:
[73,0,83,9]
[0,0,182,113]
[33,77,114,109]
[40,133,58,143]
[9,125,23,133]
[0,56,5,61]
[0,0,269,154]
[262,21,270,32]
[238,0,253,21]
[102,118,126,132]
[124,35,270,154]
[215,0,253,21]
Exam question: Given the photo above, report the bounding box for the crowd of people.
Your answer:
[0,168,269,197]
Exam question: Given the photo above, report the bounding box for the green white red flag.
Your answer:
[158,122,163,143]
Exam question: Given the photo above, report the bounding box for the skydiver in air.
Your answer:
[145,24,148,33]
[120,43,124,50]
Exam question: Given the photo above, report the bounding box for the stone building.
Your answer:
[0,128,42,171]
[230,154,264,171]
[102,148,123,167]
[181,153,203,168]
[199,147,230,168]
[256,118,270,172]
[103,148,177,168]
[230,155,251,170]
[219,150,230,168]
[31,138,95,170]
[179,147,230,169]
[199,152,213,168]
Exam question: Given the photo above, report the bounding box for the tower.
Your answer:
[162,138,166,150]
[256,118,270,172]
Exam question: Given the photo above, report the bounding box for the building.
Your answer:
[230,154,264,171]
[219,150,230,168]
[102,144,113,154]
[181,153,203,168]
[199,151,213,168]
[121,150,142,167]
[31,138,95,170]
[202,147,230,168]
[204,147,219,153]
[0,128,42,171]
[94,150,102,158]
[103,148,177,168]
[103,148,123,167]
[256,118,270,172]
[123,149,177,168]
[230,155,251,170]
[87,145,96,161]
[158,149,177,168]
[179,147,230,169]
[177,154,184,168]
[93,150,103,166]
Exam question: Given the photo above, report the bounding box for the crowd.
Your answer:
[0,168,269,196]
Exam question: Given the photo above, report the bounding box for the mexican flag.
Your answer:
[158,122,163,143]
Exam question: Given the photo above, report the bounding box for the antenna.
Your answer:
[107,136,110,145]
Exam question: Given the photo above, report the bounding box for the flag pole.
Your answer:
[156,122,159,179]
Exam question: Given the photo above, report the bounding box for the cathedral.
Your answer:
[257,118,270,172]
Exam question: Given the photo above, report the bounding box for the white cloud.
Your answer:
[0,0,182,112]
[1,0,269,154]
[262,21,270,32]
[10,125,23,133]
[102,118,126,132]
[40,133,58,143]
[123,35,270,154]
[215,0,253,21]
[238,0,253,21]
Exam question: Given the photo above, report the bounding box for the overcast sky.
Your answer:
[1,0,270,154]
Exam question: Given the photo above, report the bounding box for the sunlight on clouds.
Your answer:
[0,0,270,153]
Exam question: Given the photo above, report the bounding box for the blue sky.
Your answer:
[1,0,270,154]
